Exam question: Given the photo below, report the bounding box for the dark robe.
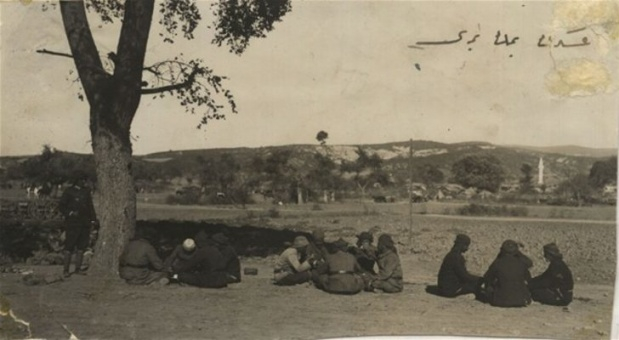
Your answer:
[219,244,242,283]
[529,259,574,306]
[484,254,532,307]
[349,245,377,274]
[437,248,482,297]
[172,244,228,288]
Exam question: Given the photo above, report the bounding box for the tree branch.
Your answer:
[140,68,199,95]
[59,0,106,104]
[36,49,73,59]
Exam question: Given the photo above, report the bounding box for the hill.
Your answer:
[2,141,615,188]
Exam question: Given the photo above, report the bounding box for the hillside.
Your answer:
[133,141,614,186]
[1,141,615,187]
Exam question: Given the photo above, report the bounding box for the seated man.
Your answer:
[315,238,366,295]
[370,234,403,293]
[483,240,532,307]
[431,234,482,298]
[528,243,574,306]
[163,238,196,273]
[171,231,229,288]
[273,236,315,286]
[348,232,377,274]
[119,228,169,285]
[211,233,242,284]
[306,230,329,277]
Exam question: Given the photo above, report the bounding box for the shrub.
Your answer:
[311,203,323,211]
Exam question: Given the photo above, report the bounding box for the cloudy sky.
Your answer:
[1,0,618,156]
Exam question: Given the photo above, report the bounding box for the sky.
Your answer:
[1,0,618,156]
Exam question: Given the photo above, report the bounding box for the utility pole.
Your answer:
[408,138,414,248]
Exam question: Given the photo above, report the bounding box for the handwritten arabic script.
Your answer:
[409,27,591,50]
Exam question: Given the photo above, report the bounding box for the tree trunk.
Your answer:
[90,94,139,277]
[89,118,136,277]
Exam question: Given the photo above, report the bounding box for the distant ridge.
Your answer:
[504,145,617,158]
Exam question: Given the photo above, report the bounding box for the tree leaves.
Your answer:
[141,58,237,128]
[212,0,292,54]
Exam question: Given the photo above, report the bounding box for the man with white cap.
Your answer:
[273,235,315,285]
[528,243,574,306]
[163,238,197,273]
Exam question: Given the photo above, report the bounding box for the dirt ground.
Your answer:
[1,209,616,340]
[0,262,613,340]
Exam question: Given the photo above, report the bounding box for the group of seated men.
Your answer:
[427,234,574,307]
[118,228,241,288]
[117,227,573,308]
[273,231,404,294]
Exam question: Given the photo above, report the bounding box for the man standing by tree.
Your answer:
[58,172,97,277]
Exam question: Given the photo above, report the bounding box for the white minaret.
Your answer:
[538,157,544,185]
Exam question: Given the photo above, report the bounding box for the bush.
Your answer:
[458,203,528,217]
[311,203,323,211]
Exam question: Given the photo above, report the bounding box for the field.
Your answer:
[0,200,616,339]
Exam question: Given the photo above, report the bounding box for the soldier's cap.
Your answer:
[543,243,562,258]
[356,232,374,243]
[211,233,229,245]
[501,239,519,255]
[293,236,309,249]
[454,234,471,246]
[333,238,349,251]
[182,238,196,252]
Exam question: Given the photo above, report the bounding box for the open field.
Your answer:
[1,199,616,339]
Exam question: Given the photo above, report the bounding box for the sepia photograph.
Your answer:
[0,0,617,339]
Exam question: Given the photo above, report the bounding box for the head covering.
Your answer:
[194,230,209,248]
[182,238,196,252]
[454,234,471,246]
[501,240,519,255]
[377,234,396,253]
[543,243,562,259]
[333,238,349,252]
[356,232,374,245]
[211,233,229,245]
[292,236,309,249]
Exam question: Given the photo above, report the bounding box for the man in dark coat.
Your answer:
[119,228,169,285]
[528,243,574,306]
[483,240,532,307]
[171,231,229,288]
[435,234,482,298]
[58,175,97,277]
[315,238,366,295]
[211,233,242,283]
[306,230,329,278]
[348,232,377,274]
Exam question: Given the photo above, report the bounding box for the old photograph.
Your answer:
[1,0,617,339]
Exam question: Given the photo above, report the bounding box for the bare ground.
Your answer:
[1,209,616,340]
[0,262,613,340]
